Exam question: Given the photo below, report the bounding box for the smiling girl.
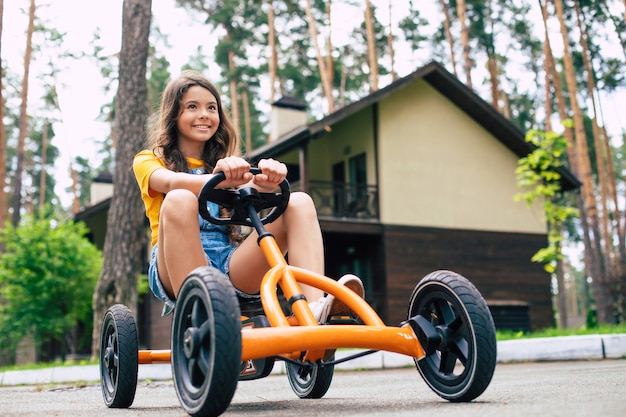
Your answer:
[132,70,363,321]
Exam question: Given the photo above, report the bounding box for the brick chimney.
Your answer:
[269,95,307,142]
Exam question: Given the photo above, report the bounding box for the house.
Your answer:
[77,60,579,350]
[247,60,579,331]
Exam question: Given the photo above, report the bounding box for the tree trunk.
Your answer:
[456,0,472,88]
[542,31,552,132]
[339,62,347,107]
[387,0,396,81]
[39,120,48,207]
[11,0,36,227]
[227,41,240,135]
[70,163,80,214]
[575,0,624,293]
[541,0,589,319]
[574,0,612,254]
[487,55,499,111]
[304,0,335,112]
[439,0,458,78]
[557,246,568,328]
[0,0,7,231]
[268,0,277,104]
[326,0,334,91]
[485,1,499,111]
[554,0,612,324]
[540,0,576,168]
[91,0,152,358]
[364,0,378,92]
[242,88,251,153]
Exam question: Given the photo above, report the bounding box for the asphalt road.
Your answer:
[1,360,624,417]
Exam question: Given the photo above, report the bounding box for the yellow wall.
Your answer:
[305,111,377,182]
[377,80,546,234]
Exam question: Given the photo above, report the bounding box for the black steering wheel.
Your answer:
[198,167,290,227]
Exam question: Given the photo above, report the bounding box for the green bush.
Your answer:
[0,214,102,362]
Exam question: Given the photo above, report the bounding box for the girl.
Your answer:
[133,70,363,321]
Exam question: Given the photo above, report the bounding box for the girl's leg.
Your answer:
[156,189,209,298]
[228,192,324,301]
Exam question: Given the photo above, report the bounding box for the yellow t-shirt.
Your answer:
[133,149,206,246]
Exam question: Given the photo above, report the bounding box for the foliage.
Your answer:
[496,323,626,341]
[0,212,102,362]
[0,357,97,373]
[515,127,579,273]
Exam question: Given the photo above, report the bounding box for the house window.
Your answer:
[348,153,368,216]
[348,153,366,186]
[331,153,369,217]
[332,161,346,216]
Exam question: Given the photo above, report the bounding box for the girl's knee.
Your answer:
[162,189,198,218]
[288,192,318,217]
[289,191,314,207]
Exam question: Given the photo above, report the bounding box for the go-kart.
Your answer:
[99,168,497,416]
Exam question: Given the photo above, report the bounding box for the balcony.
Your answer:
[294,180,379,221]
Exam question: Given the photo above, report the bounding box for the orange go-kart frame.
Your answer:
[100,167,497,417]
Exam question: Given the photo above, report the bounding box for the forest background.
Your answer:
[0,0,624,362]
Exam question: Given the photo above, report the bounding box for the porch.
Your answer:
[292,180,379,221]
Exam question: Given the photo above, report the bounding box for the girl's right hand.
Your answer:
[213,156,253,188]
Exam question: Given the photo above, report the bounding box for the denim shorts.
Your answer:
[148,211,241,315]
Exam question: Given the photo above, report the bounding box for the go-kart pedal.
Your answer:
[239,315,275,380]
[326,314,362,325]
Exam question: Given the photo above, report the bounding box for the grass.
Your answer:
[496,323,626,341]
[0,357,97,373]
[2,325,625,373]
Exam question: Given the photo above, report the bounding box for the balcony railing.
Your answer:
[293,180,379,221]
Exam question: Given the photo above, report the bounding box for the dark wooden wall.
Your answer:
[383,225,554,331]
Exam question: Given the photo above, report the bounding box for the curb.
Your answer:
[497,334,626,362]
[1,334,625,386]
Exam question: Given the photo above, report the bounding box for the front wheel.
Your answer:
[407,270,496,402]
[172,266,242,417]
[99,304,138,408]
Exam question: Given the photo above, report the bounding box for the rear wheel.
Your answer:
[407,270,496,402]
[100,304,138,408]
[286,355,334,399]
[172,266,242,417]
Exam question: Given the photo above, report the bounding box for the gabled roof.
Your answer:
[250,60,580,191]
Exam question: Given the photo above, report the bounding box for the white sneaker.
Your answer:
[308,274,365,324]
[308,297,329,322]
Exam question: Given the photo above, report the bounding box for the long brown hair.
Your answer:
[148,71,244,243]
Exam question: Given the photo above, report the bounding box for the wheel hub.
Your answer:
[103,346,115,370]
[183,327,200,359]
[435,325,451,350]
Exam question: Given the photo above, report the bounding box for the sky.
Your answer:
[3,0,426,207]
[3,0,206,205]
[2,0,625,209]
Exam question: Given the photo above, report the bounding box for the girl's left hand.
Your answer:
[254,158,287,191]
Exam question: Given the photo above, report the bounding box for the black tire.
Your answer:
[100,304,138,408]
[286,356,334,399]
[172,266,242,417]
[407,270,496,402]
